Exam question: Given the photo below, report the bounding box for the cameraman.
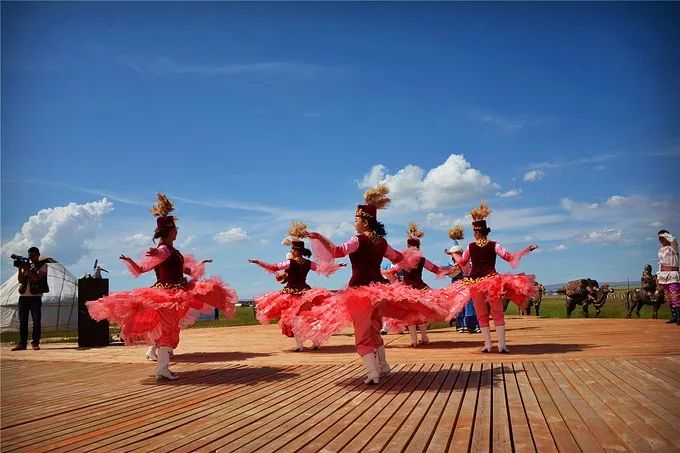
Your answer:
[11,247,49,351]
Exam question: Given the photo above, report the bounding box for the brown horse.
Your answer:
[559,279,614,318]
[521,283,545,316]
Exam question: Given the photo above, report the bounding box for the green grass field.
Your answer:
[2,288,673,345]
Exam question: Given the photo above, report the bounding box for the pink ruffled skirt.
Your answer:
[86,277,238,346]
[255,288,335,336]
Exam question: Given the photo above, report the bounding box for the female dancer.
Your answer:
[657,230,679,325]
[302,185,446,384]
[385,224,451,346]
[87,193,238,380]
[249,222,343,351]
[445,202,538,353]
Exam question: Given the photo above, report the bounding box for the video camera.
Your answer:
[10,254,31,268]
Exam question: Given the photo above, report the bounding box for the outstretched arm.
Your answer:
[496,243,538,269]
[306,231,359,258]
[248,259,289,273]
[121,246,172,277]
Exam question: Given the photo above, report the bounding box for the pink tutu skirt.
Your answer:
[293,282,448,346]
[436,273,538,321]
[86,277,238,345]
[255,288,335,336]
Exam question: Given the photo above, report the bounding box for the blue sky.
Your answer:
[2,2,679,296]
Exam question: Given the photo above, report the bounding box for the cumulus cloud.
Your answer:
[574,228,621,243]
[496,189,522,198]
[523,170,545,182]
[552,244,568,251]
[213,227,249,244]
[315,221,357,239]
[1,198,114,265]
[123,233,152,247]
[357,154,498,210]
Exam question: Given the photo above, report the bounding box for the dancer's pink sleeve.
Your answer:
[496,243,534,269]
[310,234,357,268]
[424,258,452,279]
[384,243,406,265]
[252,260,289,274]
[183,254,208,280]
[124,245,171,277]
[310,260,343,277]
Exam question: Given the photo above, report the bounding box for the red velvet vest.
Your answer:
[154,246,184,284]
[469,241,497,278]
[402,257,428,289]
[349,234,388,287]
[285,259,312,292]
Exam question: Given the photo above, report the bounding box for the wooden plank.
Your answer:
[501,362,535,453]
[573,359,680,451]
[368,364,445,452]
[395,364,454,452]
[492,362,512,453]
[292,363,421,452]
[562,359,674,452]
[406,364,461,452]
[322,363,435,452]
[447,362,482,452]
[511,362,556,453]
[469,362,492,453]
[235,364,388,453]
[119,364,349,452]
[625,358,680,388]
[523,362,581,452]
[540,361,632,452]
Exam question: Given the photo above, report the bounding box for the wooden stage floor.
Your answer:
[2,317,679,452]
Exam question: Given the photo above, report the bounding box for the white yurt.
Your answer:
[0,260,78,332]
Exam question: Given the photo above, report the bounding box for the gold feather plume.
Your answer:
[470,201,491,221]
[407,223,424,239]
[363,184,391,209]
[150,192,175,217]
[448,225,464,240]
[288,221,308,239]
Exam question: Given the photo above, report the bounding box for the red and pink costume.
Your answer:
[86,243,237,349]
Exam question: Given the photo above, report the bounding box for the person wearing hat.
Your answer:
[249,222,344,351]
[86,193,238,380]
[657,229,680,325]
[384,223,452,347]
[303,185,446,384]
[444,202,538,353]
[445,226,479,334]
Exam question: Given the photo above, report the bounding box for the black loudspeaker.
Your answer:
[78,278,110,347]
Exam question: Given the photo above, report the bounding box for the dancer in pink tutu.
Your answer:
[302,185,446,384]
[249,222,344,351]
[86,193,238,380]
[444,202,538,353]
[384,223,452,347]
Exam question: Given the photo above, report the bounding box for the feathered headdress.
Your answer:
[448,225,464,241]
[356,184,390,219]
[406,222,424,246]
[151,192,177,238]
[470,201,491,235]
[288,221,308,239]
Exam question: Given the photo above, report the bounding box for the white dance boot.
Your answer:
[155,346,178,381]
[292,334,304,352]
[377,345,391,377]
[145,344,157,361]
[480,326,492,353]
[418,324,430,345]
[408,325,418,347]
[362,352,380,384]
[496,325,510,353]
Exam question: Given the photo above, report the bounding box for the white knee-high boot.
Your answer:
[145,344,157,361]
[377,345,390,377]
[156,346,178,380]
[361,352,380,384]
[496,325,509,353]
[408,325,418,346]
[417,324,430,344]
[480,326,492,353]
[292,334,304,352]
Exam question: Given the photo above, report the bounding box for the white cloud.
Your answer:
[649,221,662,228]
[530,154,616,170]
[120,55,321,78]
[124,233,152,247]
[177,235,196,248]
[213,227,249,244]
[479,115,528,131]
[315,221,356,239]
[523,170,545,182]
[496,189,522,198]
[357,154,498,210]
[605,195,644,208]
[1,199,114,265]
[574,228,622,243]
[552,244,568,252]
